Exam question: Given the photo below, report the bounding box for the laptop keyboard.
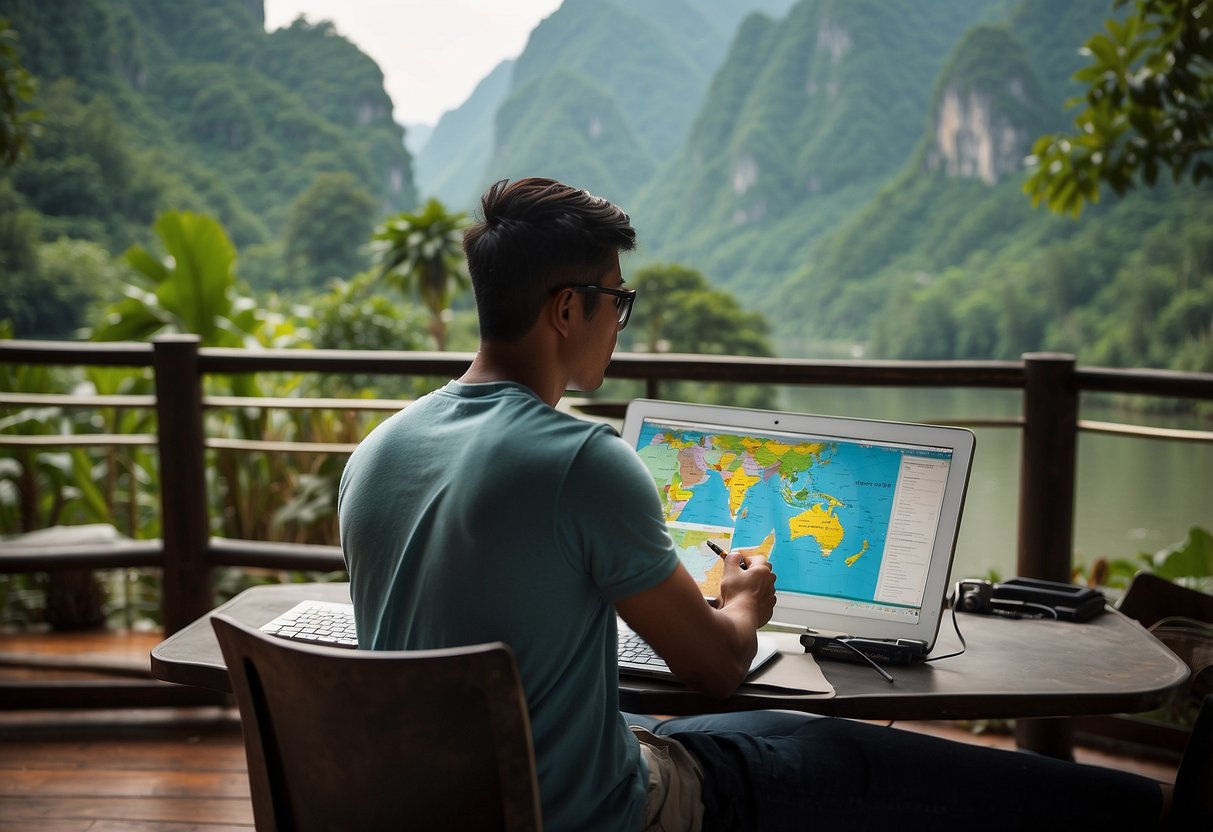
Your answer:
[258,600,358,649]
[618,628,670,673]
[258,600,677,670]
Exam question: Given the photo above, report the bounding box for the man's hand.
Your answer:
[719,546,776,628]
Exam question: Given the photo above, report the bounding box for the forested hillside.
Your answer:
[0,0,417,335]
[630,0,1006,302]
[413,0,1209,373]
[767,0,1213,371]
[414,0,797,210]
[2,0,1208,373]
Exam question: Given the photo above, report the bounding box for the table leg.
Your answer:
[1016,716,1074,759]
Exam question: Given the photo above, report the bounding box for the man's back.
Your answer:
[338,380,678,831]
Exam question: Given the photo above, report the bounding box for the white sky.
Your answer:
[262,0,563,127]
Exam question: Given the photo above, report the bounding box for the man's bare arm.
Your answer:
[615,550,775,698]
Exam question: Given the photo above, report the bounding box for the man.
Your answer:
[339,177,1198,831]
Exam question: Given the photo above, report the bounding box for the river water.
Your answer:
[774,385,1213,582]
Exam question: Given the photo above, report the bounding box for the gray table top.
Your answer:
[151,582,1190,722]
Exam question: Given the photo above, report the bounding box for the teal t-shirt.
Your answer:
[338,381,680,832]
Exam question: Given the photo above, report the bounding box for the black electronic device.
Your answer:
[953,579,1001,614]
[992,577,1106,622]
[952,577,1106,621]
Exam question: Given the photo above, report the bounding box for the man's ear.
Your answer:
[549,288,575,337]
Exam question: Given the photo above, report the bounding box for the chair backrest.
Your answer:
[211,614,542,832]
[1118,572,1213,721]
[1118,571,1213,628]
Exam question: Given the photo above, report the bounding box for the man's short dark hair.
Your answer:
[463,177,637,341]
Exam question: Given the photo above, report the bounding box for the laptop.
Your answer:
[620,399,976,661]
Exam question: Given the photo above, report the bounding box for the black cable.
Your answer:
[828,637,896,683]
[922,604,967,663]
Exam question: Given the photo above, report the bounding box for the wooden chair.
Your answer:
[1118,572,1213,723]
[211,614,542,831]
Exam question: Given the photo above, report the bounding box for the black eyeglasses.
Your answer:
[557,284,637,330]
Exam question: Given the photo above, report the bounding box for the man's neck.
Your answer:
[459,339,565,407]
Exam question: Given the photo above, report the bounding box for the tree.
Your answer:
[0,19,41,169]
[283,171,379,291]
[626,263,773,357]
[371,198,469,351]
[23,238,121,339]
[0,179,41,335]
[619,263,775,408]
[1025,0,1213,216]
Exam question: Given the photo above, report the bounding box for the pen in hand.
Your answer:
[706,539,747,570]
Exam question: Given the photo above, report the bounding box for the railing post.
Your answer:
[1015,352,1079,759]
[153,335,211,634]
[1016,352,1078,582]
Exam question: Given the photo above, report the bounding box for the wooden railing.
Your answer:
[4,337,1213,626]
[3,336,1212,732]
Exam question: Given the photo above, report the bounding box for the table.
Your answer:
[151,582,1189,727]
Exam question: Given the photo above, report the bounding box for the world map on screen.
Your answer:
[634,421,904,603]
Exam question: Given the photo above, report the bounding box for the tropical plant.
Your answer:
[1025,0,1213,216]
[371,198,470,351]
[1076,526,1213,593]
[90,211,257,347]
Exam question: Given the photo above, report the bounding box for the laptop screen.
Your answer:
[621,400,975,648]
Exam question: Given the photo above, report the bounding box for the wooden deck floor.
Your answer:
[1,707,252,830]
[0,630,1184,829]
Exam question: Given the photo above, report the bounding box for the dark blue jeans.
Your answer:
[625,711,1162,831]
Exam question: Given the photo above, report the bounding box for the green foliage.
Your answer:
[423,0,801,210]
[832,179,1213,369]
[750,0,1213,375]
[492,70,656,204]
[626,263,773,356]
[1077,527,1213,594]
[1147,527,1213,591]
[371,198,471,350]
[613,263,776,408]
[0,176,40,331]
[145,61,377,239]
[0,0,416,300]
[1025,0,1213,216]
[283,172,378,291]
[89,211,257,349]
[510,0,706,165]
[633,0,1004,301]
[10,80,164,251]
[0,17,41,169]
[0,320,159,545]
[24,238,126,338]
[307,271,428,353]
